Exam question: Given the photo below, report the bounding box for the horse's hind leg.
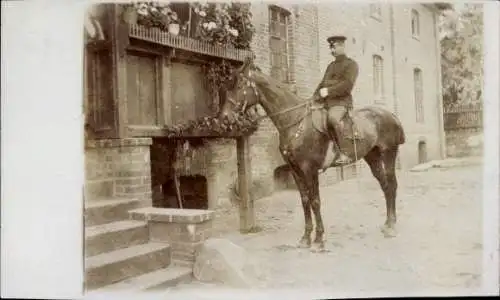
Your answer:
[364,146,398,238]
[381,146,399,237]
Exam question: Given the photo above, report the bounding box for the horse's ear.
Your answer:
[237,54,256,76]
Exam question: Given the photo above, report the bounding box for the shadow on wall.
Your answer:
[273,165,297,191]
[228,176,275,206]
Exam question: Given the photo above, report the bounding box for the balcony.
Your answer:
[84,3,257,140]
[128,24,253,62]
[123,2,254,63]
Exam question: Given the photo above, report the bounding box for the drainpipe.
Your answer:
[389,4,399,116]
[315,5,321,84]
[389,3,404,169]
[433,10,447,159]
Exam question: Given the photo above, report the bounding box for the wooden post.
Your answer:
[109,4,130,138]
[173,140,184,209]
[173,168,184,209]
[236,136,255,232]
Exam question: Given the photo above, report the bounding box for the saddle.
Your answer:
[311,104,361,141]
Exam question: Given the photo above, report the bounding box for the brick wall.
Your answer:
[150,136,279,209]
[85,138,153,205]
[247,3,369,187]
[109,3,445,210]
[247,2,444,174]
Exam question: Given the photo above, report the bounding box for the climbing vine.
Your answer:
[164,113,258,138]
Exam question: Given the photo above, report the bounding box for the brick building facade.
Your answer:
[160,2,448,206]
[240,2,447,193]
[84,2,447,208]
[82,2,448,289]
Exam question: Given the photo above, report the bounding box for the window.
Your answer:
[413,68,424,122]
[372,55,384,102]
[269,5,291,83]
[411,9,420,38]
[369,4,382,20]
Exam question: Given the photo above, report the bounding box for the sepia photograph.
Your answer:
[2,0,498,299]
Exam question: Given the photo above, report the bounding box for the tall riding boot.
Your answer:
[331,123,352,165]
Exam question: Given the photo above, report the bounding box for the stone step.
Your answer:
[85,242,171,291]
[100,266,192,291]
[85,198,141,227]
[85,220,148,257]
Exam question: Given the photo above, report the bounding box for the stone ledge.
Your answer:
[129,207,214,224]
[86,138,153,149]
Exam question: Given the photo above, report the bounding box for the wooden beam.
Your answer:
[110,4,130,138]
[236,136,255,232]
[173,140,184,209]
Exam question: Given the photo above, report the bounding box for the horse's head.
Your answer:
[220,56,261,118]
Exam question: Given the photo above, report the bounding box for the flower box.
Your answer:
[128,24,253,62]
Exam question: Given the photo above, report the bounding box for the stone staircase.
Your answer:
[84,197,193,292]
[84,138,214,293]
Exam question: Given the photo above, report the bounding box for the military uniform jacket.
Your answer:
[313,55,359,108]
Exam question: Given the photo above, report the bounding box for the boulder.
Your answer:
[193,238,259,288]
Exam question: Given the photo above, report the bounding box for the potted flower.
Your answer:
[124,2,155,25]
[167,11,180,35]
[158,4,180,35]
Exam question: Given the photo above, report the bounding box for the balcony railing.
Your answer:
[128,24,253,62]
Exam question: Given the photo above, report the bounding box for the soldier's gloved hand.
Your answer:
[319,88,328,98]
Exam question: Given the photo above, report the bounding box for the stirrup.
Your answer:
[334,152,352,165]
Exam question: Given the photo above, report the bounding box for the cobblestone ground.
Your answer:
[169,161,484,298]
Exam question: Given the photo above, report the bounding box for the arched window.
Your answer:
[372,55,385,102]
[411,9,420,38]
[413,68,424,122]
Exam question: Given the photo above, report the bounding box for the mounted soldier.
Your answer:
[312,35,359,165]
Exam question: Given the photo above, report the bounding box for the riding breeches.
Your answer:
[327,105,347,127]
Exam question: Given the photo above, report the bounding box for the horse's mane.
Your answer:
[251,67,304,105]
[226,59,306,106]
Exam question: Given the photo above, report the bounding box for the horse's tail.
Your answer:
[391,112,406,145]
[396,125,406,145]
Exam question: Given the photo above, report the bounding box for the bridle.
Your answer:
[226,63,360,163]
[227,72,315,133]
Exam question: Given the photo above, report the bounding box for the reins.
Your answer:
[232,72,359,163]
[229,74,315,132]
[254,100,313,132]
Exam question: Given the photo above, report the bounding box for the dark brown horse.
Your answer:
[220,58,406,251]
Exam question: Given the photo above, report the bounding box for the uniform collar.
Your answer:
[333,54,347,62]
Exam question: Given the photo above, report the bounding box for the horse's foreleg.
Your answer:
[364,147,397,238]
[291,171,313,248]
[309,172,326,251]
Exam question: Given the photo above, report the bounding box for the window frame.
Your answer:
[372,54,385,103]
[411,9,420,40]
[268,5,291,83]
[413,67,424,123]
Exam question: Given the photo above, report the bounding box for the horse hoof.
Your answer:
[380,225,397,238]
[310,242,326,253]
[297,239,311,248]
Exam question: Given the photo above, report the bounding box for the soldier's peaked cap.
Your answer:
[327,35,347,44]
